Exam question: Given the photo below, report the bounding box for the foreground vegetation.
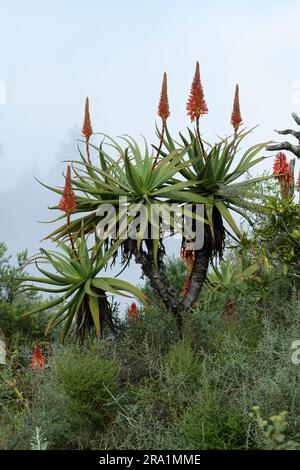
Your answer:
[1,253,300,450]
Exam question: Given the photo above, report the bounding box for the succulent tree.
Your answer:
[19,62,270,336]
[153,70,269,318]
[169,129,268,296]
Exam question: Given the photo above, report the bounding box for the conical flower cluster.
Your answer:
[297,171,300,191]
[273,153,292,183]
[186,62,208,122]
[59,165,77,216]
[31,345,45,369]
[157,72,170,122]
[82,97,93,140]
[127,302,139,319]
[231,84,242,132]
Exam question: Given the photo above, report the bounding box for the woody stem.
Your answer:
[153,120,166,168]
[228,129,238,160]
[196,117,205,159]
[67,214,76,254]
[86,139,91,166]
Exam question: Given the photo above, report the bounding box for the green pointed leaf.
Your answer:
[215,200,241,238]
[88,295,101,337]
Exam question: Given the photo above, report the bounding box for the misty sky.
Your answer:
[1,0,300,293]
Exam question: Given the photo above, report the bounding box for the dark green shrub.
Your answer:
[175,385,247,449]
[56,345,121,430]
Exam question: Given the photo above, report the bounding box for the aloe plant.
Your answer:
[41,129,268,330]
[207,256,261,291]
[35,126,269,332]
[17,63,270,335]
[17,233,146,340]
[41,136,194,330]
[157,126,270,307]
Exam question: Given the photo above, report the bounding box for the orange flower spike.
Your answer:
[82,97,93,165]
[31,345,45,369]
[297,171,300,191]
[186,61,208,122]
[273,152,292,183]
[128,302,139,319]
[231,84,243,133]
[82,97,93,141]
[157,72,170,122]
[59,165,77,216]
[153,72,170,168]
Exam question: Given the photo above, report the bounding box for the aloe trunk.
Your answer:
[132,210,223,333]
[132,240,210,334]
[182,237,211,308]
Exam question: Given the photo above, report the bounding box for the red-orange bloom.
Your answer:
[58,165,77,216]
[231,84,242,132]
[181,246,195,272]
[181,276,190,298]
[186,62,208,122]
[128,302,139,319]
[273,152,293,183]
[181,244,195,298]
[157,72,170,121]
[82,97,93,141]
[297,171,300,191]
[31,345,45,369]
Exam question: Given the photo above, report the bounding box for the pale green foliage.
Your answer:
[250,406,300,450]
[30,426,48,450]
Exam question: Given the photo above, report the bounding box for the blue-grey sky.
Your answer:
[1,0,300,276]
